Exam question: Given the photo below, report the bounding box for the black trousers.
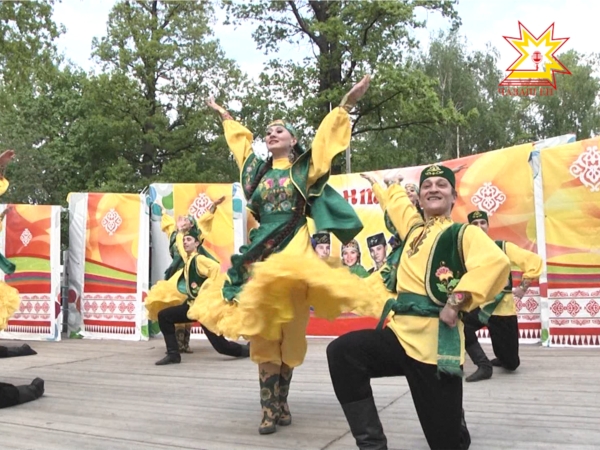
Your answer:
[0,382,19,409]
[327,327,469,450]
[157,303,245,357]
[463,309,520,370]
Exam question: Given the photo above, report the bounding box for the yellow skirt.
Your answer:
[187,249,392,341]
[0,281,21,332]
[145,269,188,321]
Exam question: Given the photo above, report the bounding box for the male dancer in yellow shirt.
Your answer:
[327,165,510,450]
[464,210,542,382]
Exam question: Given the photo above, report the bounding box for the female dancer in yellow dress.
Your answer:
[187,75,387,435]
[145,201,222,324]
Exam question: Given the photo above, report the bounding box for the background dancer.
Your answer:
[148,226,249,365]
[463,210,542,382]
[156,198,224,353]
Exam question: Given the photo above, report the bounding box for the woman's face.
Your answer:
[407,186,419,205]
[266,125,297,156]
[342,248,359,266]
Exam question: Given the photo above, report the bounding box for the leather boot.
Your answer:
[258,363,280,435]
[465,342,492,382]
[491,358,502,367]
[341,397,388,450]
[278,364,293,426]
[460,408,471,449]
[155,334,181,365]
[1,344,37,358]
[16,378,45,404]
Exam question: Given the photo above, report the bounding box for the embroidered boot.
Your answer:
[175,324,187,353]
[258,363,280,435]
[465,342,492,382]
[182,324,193,353]
[278,364,293,426]
[341,396,388,450]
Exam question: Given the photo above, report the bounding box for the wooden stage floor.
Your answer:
[1,337,599,449]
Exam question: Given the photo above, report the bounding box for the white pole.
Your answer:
[456,125,460,159]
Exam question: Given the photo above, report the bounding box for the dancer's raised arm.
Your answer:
[308,75,370,185]
[206,97,253,169]
[0,150,15,196]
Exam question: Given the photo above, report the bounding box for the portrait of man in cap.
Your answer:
[366,232,387,273]
[312,231,331,259]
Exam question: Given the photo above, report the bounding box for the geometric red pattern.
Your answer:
[525,298,539,312]
[550,300,565,316]
[585,300,600,316]
[82,294,137,322]
[566,300,582,316]
[515,298,524,311]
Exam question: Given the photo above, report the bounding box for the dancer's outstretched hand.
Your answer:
[383,170,404,186]
[0,206,12,221]
[213,196,226,207]
[453,164,468,174]
[0,150,15,166]
[176,215,189,231]
[205,96,222,112]
[344,75,371,106]
[360,173,378,186]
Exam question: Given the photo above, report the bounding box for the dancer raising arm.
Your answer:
[188,76,384,435]
[327,164,510,450]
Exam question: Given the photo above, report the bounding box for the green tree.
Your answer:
[225,0,461,172]
[89,0,245,187]
[526,50,600,140]
[406,32,534,162]
[0,0,62,84]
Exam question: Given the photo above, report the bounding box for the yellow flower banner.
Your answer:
[0,204,61,340]
[67,193,149,340]
[535,137,600,346]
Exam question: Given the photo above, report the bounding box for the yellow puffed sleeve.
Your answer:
[383,184,423,240]
[196,209,215,236]
[160,213,176,237]
[505,241,543,280]
[454,226,511,310]
[0,177,9,197]
[194,255,221,279]
[307,107,352,187]
[372,183,388,212]
[222,120,254,169]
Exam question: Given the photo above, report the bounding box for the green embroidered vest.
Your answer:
[176,254,209,299]
[378,222,469,377]
[240,151,363,244]
[164,231,184,280]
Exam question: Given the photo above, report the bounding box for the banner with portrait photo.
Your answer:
[307,141,546,339]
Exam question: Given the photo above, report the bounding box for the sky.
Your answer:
[52,0,597,77]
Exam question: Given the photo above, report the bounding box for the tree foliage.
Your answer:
[0,0,598,208]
